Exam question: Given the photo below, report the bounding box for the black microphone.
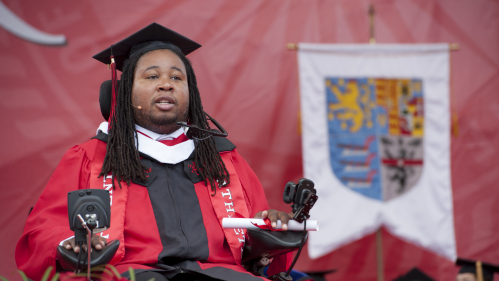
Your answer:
[176,112,228,140]
[176,122,227,139]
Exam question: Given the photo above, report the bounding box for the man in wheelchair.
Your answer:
[15,23,297,281]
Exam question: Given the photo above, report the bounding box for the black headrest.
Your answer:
[99,80,116,121]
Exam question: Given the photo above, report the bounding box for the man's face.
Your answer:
[131,49,189,134]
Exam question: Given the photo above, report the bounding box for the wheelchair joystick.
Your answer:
[56,189,120,280]
[267,178,317,281]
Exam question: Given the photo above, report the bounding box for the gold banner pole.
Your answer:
[286,43,460,50]
[369,4,376,44]
[369,5,383,280]
[476,261,484,281]
[449,43,460,137]
[376,228,385,281]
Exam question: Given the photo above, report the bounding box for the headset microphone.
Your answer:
[177,112,228,140]
[132,105,142,110]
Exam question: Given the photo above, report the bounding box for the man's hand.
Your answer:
[254,209,294,230]
[62,236,107,253]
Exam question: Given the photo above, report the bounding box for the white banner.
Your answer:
[298,44,455,260]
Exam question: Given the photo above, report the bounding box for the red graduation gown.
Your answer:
[15,135,284,281]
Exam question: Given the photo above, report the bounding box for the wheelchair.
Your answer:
[55,82,319,281]
[56,179,317,281]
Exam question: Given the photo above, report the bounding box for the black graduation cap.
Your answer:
[393,267,435,281]
[92,22,201,71]
[456,257,499,281]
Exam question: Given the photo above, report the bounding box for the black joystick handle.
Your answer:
[87,218,97,230]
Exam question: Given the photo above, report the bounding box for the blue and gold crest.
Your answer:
[326,78,424,201]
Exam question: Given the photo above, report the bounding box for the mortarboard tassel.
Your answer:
[108,47,118,130]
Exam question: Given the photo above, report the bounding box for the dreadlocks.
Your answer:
[100,45,230,194]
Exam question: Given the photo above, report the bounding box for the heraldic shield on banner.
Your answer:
[326,78,424,201]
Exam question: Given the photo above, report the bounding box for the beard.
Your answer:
[133,105,188,135]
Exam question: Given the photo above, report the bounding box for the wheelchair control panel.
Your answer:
[283,178,318,223]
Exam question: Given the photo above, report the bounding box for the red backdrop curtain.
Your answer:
[1,1,498,280]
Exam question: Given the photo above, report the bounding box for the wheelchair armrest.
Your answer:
[56,239,120,271]
[242,228,307,265]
